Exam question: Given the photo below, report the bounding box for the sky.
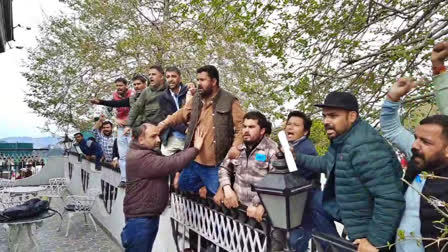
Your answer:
[0,0,66,138]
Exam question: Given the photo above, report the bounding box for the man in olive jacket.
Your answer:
[295,92,405,252]
[125,66,166,130]
[121,123,205,252]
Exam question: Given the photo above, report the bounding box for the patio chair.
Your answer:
[40,178,68,203]
[60,188,101,237]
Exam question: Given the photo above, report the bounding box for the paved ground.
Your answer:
[0,198,122,252]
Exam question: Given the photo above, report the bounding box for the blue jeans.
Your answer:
[117,127,131,182]
[178,161,219,195]
[290,189,339,252]
[121,216,160,252]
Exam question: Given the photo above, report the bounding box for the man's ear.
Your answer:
[138,135,145,145]
[260,128,266,136]
[444,145,448,159]
[348,111,358,124]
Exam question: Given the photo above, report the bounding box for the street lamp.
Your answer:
[73,143,83,162]
[252,152,312,250]
[62,134,73,156]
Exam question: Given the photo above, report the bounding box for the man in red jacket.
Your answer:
[121,123,205,252]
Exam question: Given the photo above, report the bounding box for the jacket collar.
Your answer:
[149,83,166,92]
[129,140,157,152]
[238,136,270,153]
[164,83,188,97]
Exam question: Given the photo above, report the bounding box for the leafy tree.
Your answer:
[24,0,286,132]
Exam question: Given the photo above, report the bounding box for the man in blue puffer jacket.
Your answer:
[295,92,405,252]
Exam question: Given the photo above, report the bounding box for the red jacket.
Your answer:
[123,140,198,218]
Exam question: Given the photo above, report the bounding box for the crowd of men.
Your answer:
[69,40,448,252]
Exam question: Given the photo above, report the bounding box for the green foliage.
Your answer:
[309,120,329,156]
[24,0,448,134]
[24,0,286,132]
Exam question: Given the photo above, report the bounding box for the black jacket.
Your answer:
[404,165,448,251]
[159,84,189,139]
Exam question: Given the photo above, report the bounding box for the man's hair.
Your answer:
[74,132,83,138]
[266,121,272,135]
[165,66,181,76]
[287,111,313,137]
[149,65,164,75]
[244,111,269,130]
[420,115,448,141]
[102,121,113,128]
[132,123,155,140]
[115,77,128,85]
[132,74,147,84]
[197,65,219,85]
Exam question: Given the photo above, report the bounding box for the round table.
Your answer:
[1,211,57,252]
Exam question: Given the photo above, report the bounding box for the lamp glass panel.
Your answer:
[289,192,308,229]
[75,145,82,154]
[260,193,287,229]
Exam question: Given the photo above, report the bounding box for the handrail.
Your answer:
[170,192,272,252]
[68,151,119,172]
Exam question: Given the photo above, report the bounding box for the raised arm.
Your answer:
[432,41,448,115]
[380,78,416,159]
[90,97,130,108]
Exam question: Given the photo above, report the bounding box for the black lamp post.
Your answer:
[252,152,312,251]
[62,134,73,156]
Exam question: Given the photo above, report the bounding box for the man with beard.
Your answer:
[125,66,166,130]
[381,41,448,158]
[158,65,244,198]
[294,91,405,252]
[90,74,148,187]
[93,116,117,165]
[215,111,277,222]
[158,66,189,156]
[394,115,448,252]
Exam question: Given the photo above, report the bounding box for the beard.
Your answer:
[199,86,212,98]
[409,148,447,172]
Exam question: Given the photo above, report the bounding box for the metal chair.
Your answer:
[40,178,68,202]
[60,188,101,237]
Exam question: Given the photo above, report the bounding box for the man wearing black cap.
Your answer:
[294,91,405,252]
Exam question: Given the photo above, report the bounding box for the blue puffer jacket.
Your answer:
[295,118,405,247]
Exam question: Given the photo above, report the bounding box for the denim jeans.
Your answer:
[290,189,339,252]
[121,216,160,252]
[117,127,131,182]
[178,161,219,195]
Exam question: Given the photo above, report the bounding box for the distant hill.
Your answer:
[0,137,59,149]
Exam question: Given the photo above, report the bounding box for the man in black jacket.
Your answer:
[159,66,189,157]
[396,115,448,252]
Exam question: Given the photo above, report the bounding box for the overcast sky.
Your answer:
[0,0,66,138]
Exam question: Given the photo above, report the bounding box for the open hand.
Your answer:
[193,127,205,150]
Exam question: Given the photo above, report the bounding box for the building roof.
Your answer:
[0,0,14,53]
